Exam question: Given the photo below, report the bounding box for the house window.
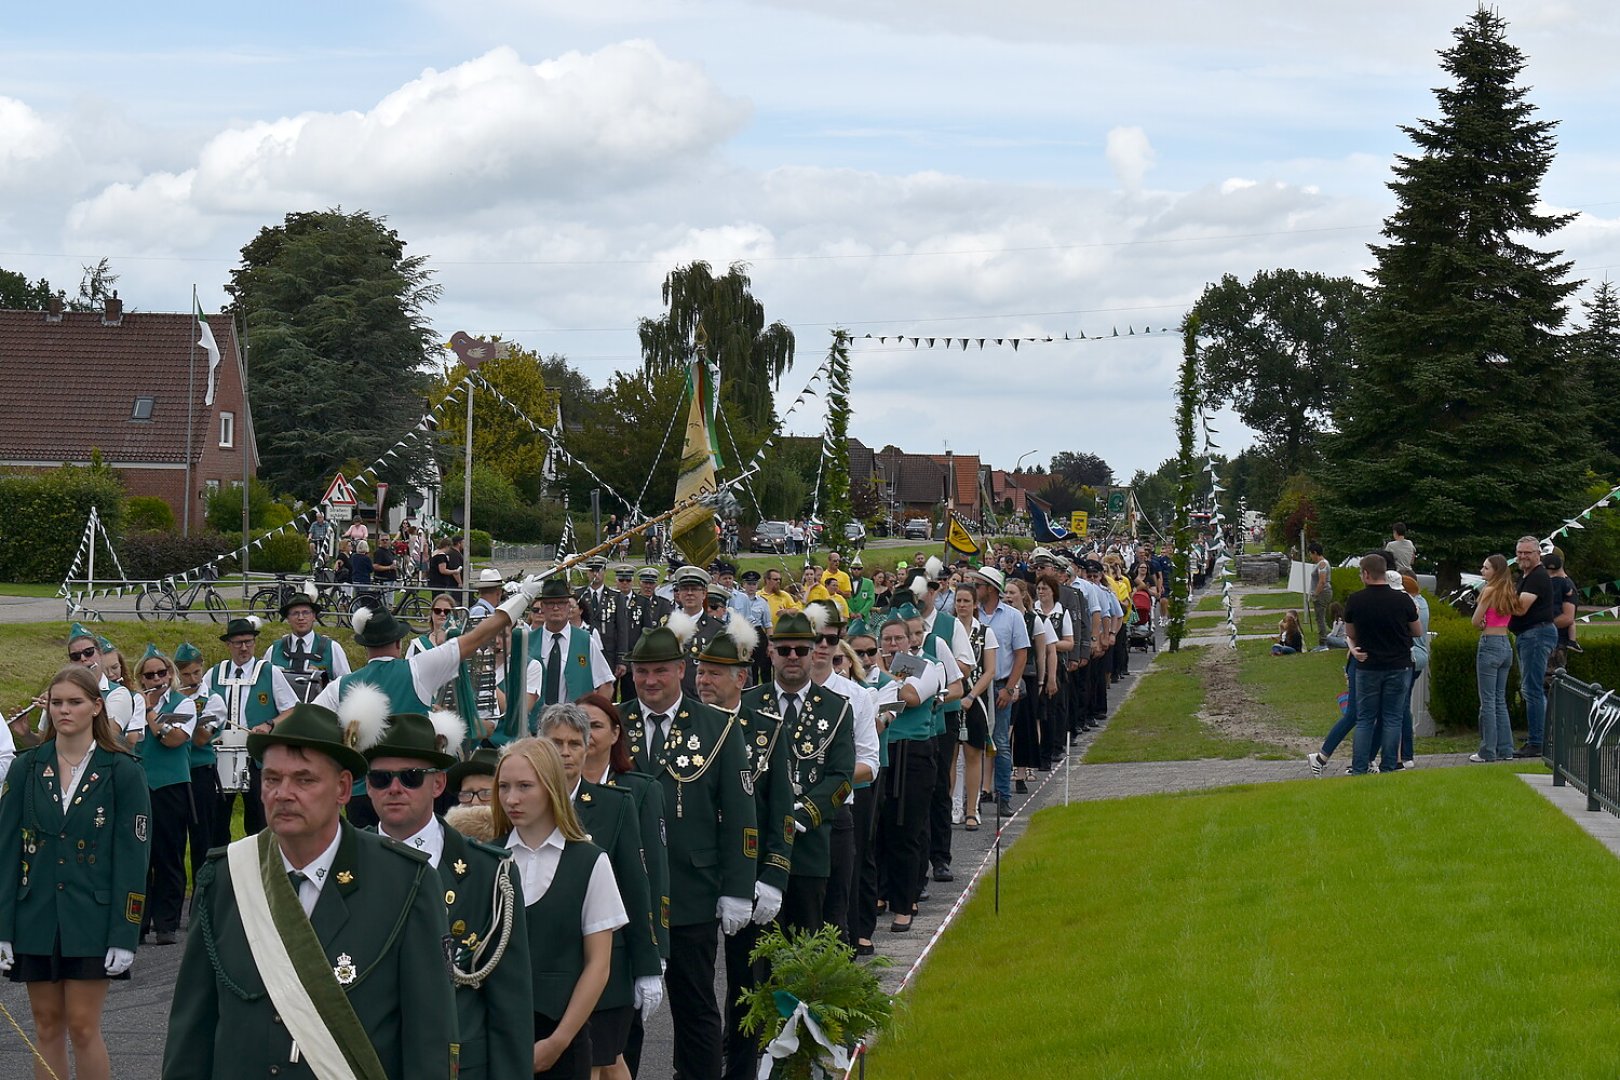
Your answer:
[130,397,154,421]
[204,479,220,500]
[219,411,235,448]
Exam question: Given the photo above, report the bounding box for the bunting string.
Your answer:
[1544,481,1620,546]
[855,326,1179,350]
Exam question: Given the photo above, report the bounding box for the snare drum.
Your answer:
[216,747,252,792]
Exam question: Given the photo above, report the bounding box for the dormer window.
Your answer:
[131,397,154,421]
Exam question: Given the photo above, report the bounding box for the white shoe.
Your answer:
[1307,752,1327,779]
[1402,760,1415,770]
[951,803,964,825]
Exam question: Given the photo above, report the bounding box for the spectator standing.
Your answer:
[1544,552,1578,672]
[1309,543,1334,646]
[1509,536,1557,757]
[1387,523,1415,576]
[1470,554,1517,763]
[426,535,456,592]
[1342,554,1421,775]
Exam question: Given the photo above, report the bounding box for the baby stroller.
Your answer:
[1128,588,1157,652]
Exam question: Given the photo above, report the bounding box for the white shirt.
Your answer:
[638,695,686,751]
[922,610,975,671]
[100,675,137,733]
[279,826,343,917]
[311,640,464,712]
[200,658,301,728]
[384,816,445,869]
[0,721,14,784]
[530,625,615,704]
[263,631,353,678]
[505,827,628,936]
[59,748,94,808]
[820,671,879,779]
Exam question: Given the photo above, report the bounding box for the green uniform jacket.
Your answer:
[725,699,795,892]
[0,743,151,956]
[575,781,659,1008]
[603,770,670,957]
[163,821,457,1080]
[621,697,757,926]
[439,822,534,1080]
[741,685,855,878]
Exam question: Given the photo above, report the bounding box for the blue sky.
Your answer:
[4,1,1619,485]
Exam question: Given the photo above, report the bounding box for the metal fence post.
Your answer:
[1550,675,1564,787]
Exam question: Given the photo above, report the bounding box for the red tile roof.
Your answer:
[0,308,241,466]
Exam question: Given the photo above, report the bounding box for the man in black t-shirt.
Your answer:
[1343,553,1421,775]
[1544,553,1578,675]
[1509,536,1557,757]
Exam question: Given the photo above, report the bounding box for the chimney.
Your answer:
[46,295,63,323]
[102,291,123,325]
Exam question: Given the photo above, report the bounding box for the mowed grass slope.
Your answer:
[1084,647,1290,763]
[871,767,1620,1078]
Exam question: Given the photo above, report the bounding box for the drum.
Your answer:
[216,747,252,792]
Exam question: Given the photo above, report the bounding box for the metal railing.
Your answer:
[1544,671,1620,816]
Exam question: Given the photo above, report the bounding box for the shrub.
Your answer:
[0,464,126,582]
[249,529,309,574]
[124,495,175,532]
[469,529,493,558]
[205,476,285,534]
[119,531,241,581]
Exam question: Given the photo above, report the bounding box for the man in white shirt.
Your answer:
[808,611,879,943]
[264,588,352,704]
[529,577,616,714]
[202,619,303,838]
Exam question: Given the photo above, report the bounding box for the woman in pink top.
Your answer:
[1471,554,1517,762]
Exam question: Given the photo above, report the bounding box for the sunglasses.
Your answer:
[141,670,168,682]
[831,655,847,666]
[69,647,98,661]
[774,645,812,658]
[367,768,440,790]
[855,648,878,659]
[530,606,544,614]
[456,788,493,804]
[819,634,841,646]
[431,607,453,616]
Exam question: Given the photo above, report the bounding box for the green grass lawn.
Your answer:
[1239,589,1309,610]
[1193,594,1227,612]
[0,581,62,598]
[872,767,1620,1078]
[1084,648,1291,763]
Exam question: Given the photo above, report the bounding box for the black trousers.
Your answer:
[188,765,220,890]
[722,922,763,1080]
[876,738,936,918]
[782,874,828,934]
[1066,663,1087,734]
[925,730,955,872]
[145,782,190,934]
[822,804,856,942]
[1088,651,1109,719]
[1112,629,1130,678]
[667,919,724,1080]
[1042,676,1068,765]
[244,759,267,835]
[850,785,881,943]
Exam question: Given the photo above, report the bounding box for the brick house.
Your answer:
[0,297,258,530]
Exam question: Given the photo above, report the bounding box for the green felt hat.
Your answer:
[538,576,573,600]
[246,703,369,777]
[362,712,462,769]
[807,599,843,629]
[279,579,321,618]
[627,625,686,664]
[96,635,117,654]
[697,614,759,666]
[219,616,264,642]
[846,616,871,640]
[68,622,95,646]
[350,606,412,647]
[140,643,166,663]
[446,746,500,791]
[772,610,817,641]
[174,642,204,664]
[892,602,920,621]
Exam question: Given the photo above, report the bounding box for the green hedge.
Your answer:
[0,466,126,582]
[119,531,240,581]
[251,530,309,574]
[124,496,175,532]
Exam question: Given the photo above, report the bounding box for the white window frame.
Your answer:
[219,411,235,448]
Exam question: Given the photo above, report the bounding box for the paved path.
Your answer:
[1519,771,1620,859]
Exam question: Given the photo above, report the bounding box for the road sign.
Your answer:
[322,472,358,507]
[1107,490,1127,514]
[327,505,353,522]
[1070,510,1089,535]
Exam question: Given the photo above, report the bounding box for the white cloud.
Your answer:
[0,96,60,172]
[1105,126,1155,194]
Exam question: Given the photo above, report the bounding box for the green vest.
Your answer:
[527,627,596,731]
[863,670,894,781]
[268,633,338,674]
[337,660,430,795]
[522,838,603,1019]
[926,617,963,713]
[211,660,280,728]
[141,690,194,789]
[886,661,937,743]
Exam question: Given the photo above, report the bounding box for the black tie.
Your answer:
[544,633,563,704]
[233,665,244,681]
[781,692,799,731]
[288,870,307,897]
[649,713,669,758]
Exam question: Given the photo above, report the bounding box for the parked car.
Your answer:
[751,520,791,553]
[843,522,867,549]
[903,518,931,541]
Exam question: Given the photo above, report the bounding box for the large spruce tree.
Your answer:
[1318,8,1583,579]
[1572,280,1620,474]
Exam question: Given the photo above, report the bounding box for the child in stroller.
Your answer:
[1128,588,1156,651]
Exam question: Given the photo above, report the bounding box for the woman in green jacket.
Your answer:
[0,664,152,1080]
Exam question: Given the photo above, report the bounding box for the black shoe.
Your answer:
[1068,732,1079,745]
[1015,779,1028,794]
[1513,743,1543,759]
[856,941,875,956]
[997,799,1014,817]
[153,930,177,946]
[933,864,954,882]
[979,789,994,805]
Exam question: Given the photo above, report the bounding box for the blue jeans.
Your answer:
[1352,667,1409,775]
[1320,656,1358,758]
[992,686,1014,799]
[1476,634,1514,760]
[1515,623,1556,748]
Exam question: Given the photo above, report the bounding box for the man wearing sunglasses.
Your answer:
[363,712,532,1080]
[741,609,855,935]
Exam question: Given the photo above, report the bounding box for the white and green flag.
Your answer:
[197,298,222,405]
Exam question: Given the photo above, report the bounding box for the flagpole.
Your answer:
[184,286,198,537]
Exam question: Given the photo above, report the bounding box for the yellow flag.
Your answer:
[671,360,719,568]
[946,515,980,556]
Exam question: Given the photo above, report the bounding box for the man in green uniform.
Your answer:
[741,610,855,931]
[164,703,457,1079]
[619,624,758,1080]
[365,711,532,1080]
[846,554,874,619]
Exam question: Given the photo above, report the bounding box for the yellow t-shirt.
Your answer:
[762,588,798,621]
[822,570,853,597]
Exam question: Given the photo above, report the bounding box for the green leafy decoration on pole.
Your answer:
[821,329,854,553]
[1169,313,1200,652]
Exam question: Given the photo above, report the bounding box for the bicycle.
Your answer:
[136,568,229,623]
[249,574,329,626]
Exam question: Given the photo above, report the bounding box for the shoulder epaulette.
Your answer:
[465,836,511,861]
[374,833,432,864]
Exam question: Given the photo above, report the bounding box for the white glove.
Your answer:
[0,941,13,973]
[752,881,783,925]
[790,802,808,834]
[717,895,752,936]
[104,947,134,977]
[497,588,532,625]
[633,975,664,1020]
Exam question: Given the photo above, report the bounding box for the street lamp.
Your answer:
[1016,449,1039,473]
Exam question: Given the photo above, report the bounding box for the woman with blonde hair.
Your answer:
[0,665,150,1080]
[494,737,626,1079]
[1471,554,1518,762]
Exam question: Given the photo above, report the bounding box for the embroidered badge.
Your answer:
[577,655,587,667]
[453,859,468,876]
[133,815,148,842]
[41,766,54,778]
[125,893,145,925]
[740,770,755,797]
[257,692,270,706]
[334,953,357,986]
[784,817,795,845]
[445,890,457,905]
[336,870,354,885]
[743,827,759,859]
[660,896,670,929]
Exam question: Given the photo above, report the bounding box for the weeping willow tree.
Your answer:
[638,261,796,433]
[819,330,854,552]
[1168,313,1200,652]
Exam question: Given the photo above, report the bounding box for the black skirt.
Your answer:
[534,1010,592,1080]
[1011,688,1042,768]
[959,697,990,750]
[8,932,129,983]
[588,1005,635,1066]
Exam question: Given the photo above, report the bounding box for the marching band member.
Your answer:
[199,618,300,840]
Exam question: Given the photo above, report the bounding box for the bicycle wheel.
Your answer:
[137,587,175,622]
[249,588,283,622]
[394,589,429,621]
[205,589,229,623]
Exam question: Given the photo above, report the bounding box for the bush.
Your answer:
[205,476,285,534]
[124,496,175,532]
[0,464,126,582]
[469,529,493,558]
[249,529,309,574]
[120,531,240,581]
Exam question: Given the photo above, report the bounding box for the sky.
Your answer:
[4,1,1620,486]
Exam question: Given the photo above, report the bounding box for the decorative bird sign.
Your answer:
[446,331,511,370]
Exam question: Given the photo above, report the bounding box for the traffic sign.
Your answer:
[1070,510,1089,535]
[322,472,358,507]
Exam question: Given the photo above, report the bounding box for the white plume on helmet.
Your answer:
[724,610,760,657]
[428,709,469,755]
[336,682,390,754]
[909,574,930,603]
[245,615,263,632]
[666,609,699,645]
[803,603,830,635]
[301,580,319,603]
